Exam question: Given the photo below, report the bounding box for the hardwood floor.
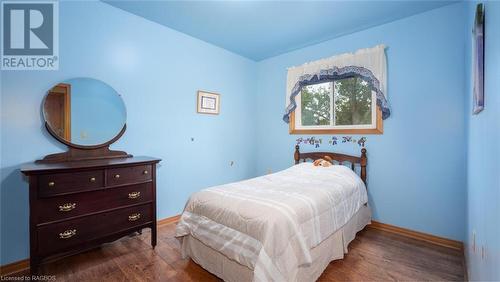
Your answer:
[320,228,464,281]
[7,223,464,281]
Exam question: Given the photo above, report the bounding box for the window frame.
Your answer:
[289,79,383,135]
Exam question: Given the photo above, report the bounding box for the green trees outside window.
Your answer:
[300,76,372,127]
[301,82,331,126]
[334,77,372,126]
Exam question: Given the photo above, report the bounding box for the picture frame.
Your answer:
[472,3,484,115]
[197,90,220,115]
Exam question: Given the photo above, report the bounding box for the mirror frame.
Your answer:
[44,121,127,150]
[38,79,132,163]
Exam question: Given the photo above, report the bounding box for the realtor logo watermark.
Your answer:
[1,1,58,70]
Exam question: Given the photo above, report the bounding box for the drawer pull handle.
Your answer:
[128,213,141,221]
[48,181,55,187]
[89,177,96,182]
[59,203,76,212]
[143,170,148,175]
[128,192,141,199]
[59,229,77,239]
[114,174,120,179]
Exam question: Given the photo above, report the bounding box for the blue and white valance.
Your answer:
[283,45,391,123]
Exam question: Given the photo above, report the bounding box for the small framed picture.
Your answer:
[472,3,484,114]
[197,90,220,115]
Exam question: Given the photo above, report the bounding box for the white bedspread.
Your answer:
[175,163,368,282]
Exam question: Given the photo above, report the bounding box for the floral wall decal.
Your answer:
[328,137,338,145]
[296,136,367,148]
[295,137,322,148]
[357,137,367,147]
[342,136,353,143]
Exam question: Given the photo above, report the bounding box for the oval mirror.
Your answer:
[43,78,126,147]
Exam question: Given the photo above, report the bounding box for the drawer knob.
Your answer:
[128,192,141,199]
[128,213,141,221]
[59,229,77,239]
[114,174,120,179]
[89,177,96,182]
[59,203,76,212]
[143,170,148,175]
[48,181,55,187]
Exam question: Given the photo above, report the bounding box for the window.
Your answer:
[290,75,383,134]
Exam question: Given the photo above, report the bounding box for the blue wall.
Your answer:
[464,1,500,281]
[0,1,257,265]
[255,3,467,241]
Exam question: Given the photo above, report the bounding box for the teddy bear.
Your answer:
[313,156,334,167]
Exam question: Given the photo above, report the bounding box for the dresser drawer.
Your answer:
[37,204,152,256]
[107,164,152,186]
[35,183,153,223]
[38,170,104,197]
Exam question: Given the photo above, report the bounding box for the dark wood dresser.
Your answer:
[21,156,161,274]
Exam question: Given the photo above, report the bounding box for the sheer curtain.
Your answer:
[283,45,390,123]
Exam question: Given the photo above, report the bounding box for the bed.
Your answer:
[175,145,371,282]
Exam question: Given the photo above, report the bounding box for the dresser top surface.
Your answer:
[21,156,161,175]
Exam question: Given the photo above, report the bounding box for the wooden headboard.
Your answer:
[294,145,367,184]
